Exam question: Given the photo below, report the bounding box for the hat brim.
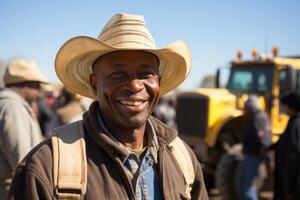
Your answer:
[55,36,191,99]
[4,67,50,85]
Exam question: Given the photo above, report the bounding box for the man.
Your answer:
[0,59,48,198]
[8,13,208,199]
[238,96,271,200]
[271,93,300,200]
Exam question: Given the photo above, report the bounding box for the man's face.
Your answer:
[22,81,41,104]
[90,50,160,129]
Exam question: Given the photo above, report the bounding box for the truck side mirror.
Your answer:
[216,68,221,88]
[285,66,297,93]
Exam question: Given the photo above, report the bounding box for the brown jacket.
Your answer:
[8,102,208,200]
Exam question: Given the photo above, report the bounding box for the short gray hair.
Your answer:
[244,95,260,111]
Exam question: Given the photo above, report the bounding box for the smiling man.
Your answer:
[8,13,208,200]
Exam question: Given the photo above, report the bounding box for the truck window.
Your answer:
[227,66,273,93]
[228,70,252,91]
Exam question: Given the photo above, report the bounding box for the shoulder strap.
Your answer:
[169,137,195,199]
[51,120,87,200]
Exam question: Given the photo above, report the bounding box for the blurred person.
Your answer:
[0,59,48,198]
[55,87,86,123]
[36,84,61,133]
[42,84,61,107]
[8,13,208,199]
[238,95,271,200]
[152,95,177,129]
[45,87,86,134]
[271,93,300,200]
[36,94,55,135]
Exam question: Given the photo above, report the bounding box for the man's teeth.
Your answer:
[120,100,144,106]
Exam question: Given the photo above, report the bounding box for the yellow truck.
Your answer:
[176,55,300,198]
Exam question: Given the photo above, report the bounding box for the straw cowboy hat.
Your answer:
[4,59,49,85]
[55,13,192,99]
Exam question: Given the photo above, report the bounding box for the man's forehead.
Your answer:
[93,50,159,71]
[97,50,157,60]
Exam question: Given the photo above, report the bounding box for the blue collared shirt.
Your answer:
[124,149,163,200]
[97,108,163,200]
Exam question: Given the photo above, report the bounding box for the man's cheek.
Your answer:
[147,79,160,92]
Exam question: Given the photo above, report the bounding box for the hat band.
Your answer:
[100,30,155,46]
[100,19,145,34]
[110,40,153,48]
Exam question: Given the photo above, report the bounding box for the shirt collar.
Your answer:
[96,107,159,163]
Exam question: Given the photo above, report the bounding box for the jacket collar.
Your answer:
[0,87,34,116]
[82,101,178,163]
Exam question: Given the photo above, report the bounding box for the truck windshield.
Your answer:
[227,66,273,93]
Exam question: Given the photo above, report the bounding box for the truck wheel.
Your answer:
[215,144,267,200]
[215,144,242,200]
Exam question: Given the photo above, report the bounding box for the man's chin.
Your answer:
[113,108,151,129]
[120,116,148,129]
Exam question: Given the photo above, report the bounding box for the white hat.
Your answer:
[4,59,49,85]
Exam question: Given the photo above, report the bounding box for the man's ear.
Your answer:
[89,73,98,95]
[158,75,161,85]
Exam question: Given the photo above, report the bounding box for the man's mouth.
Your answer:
[119,100,145,106]
[117,99,148,112]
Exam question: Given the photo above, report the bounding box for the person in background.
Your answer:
[0,59,48,198]
[271,93,300,200]
[36,94,55,136]
[42,84,61,107]
[152,94,177,129]
[45,87,86,135]
[238,95,272,200]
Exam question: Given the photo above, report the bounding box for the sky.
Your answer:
[0,0,299,90]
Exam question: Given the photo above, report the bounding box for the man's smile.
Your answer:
[116,98,148,112]
[119,100,146,106]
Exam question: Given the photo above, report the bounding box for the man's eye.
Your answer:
[109,72,126,79]
[139,72,157,79]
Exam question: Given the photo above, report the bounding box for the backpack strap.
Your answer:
[51,120,87,200]
[169,137,195,199]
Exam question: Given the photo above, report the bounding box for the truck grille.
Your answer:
[176,93,208,137]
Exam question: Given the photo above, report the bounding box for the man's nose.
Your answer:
[126,78,144,93]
